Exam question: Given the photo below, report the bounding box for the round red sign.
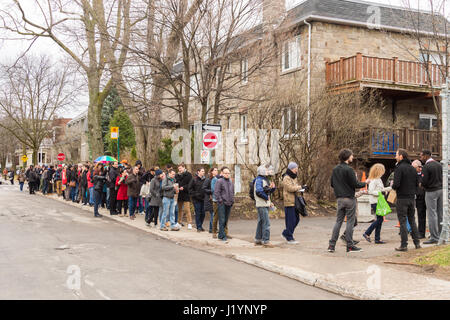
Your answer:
[203,132,218,149]
[57,153,65,161]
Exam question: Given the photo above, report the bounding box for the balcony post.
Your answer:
[356,52,363,80]
[393,57,398,83]
[340,57,345,83]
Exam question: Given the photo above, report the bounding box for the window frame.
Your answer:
[240,114,248,143]
[281,35,301,73]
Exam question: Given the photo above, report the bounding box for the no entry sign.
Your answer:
[203,132,218,149]
[57,153,65,161]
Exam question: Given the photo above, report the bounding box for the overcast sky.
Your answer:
[0,0,449,118]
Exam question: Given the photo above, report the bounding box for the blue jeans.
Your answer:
[218,204,232,240]
[19,182,24,191]
[89,187,94,205]
[161,197,176,229]
[255,207,271,243]
[43,180,48,194]
[406,217,412,233]
[193,201,205,230]
[365,204,384,241]
[282,206,299,241]
[106,187,110,208]
[128,196,138,217]
[138,196,144,213]
[174,203,178,223]
[93,189,102,216]
[206,210,214,232]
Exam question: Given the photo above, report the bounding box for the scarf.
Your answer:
[285,168,297,179]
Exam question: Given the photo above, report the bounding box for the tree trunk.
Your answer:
[32,148,38,166]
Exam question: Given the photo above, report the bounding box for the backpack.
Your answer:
[249,178,256,201]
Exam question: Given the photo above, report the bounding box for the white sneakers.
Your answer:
[287,240,299,245]
[187,224,192,230]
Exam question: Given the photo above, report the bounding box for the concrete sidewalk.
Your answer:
[38,191,450,300]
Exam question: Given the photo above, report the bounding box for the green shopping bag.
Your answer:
[375,192,392,216]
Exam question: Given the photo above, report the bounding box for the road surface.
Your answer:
[0,184,347,300]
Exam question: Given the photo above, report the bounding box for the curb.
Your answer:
[35,191,406,300]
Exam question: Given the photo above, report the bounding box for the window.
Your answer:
[241,58,248,84]
[420,51,447,65]
[418,114,437,130]
[190,74,198,97]
[281,35,301,72]
[281,107,298,137]
[227,115,232,130]
[240,114,248,142]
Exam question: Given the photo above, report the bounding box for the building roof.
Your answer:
[285,0,448,34]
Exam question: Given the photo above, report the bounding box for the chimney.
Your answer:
[262,0,286,29]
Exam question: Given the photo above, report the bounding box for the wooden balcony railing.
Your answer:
[326,53,447,89]
[367,127,440,157]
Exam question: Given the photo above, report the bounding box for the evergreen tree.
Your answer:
[106,106,136,159]
[102,88,122,152]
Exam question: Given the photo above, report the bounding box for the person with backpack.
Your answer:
[252,165,276,247]
[53,167,62,196]
[281,162,305,245]
[203,167,218,233]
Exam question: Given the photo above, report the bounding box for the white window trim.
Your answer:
[240,114,248,143]
[419,114,437,131]
[281,35,301,73]
[281,108,299,139]
[241,58,248,84]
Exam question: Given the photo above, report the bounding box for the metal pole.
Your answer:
[117,132,120,162]
[439,78,450,245]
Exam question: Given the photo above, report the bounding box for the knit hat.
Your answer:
[155,169,163,176]
[257,165,267,176]
[288,162,298,170]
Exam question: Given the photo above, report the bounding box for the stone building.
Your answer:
[159,0,448,193]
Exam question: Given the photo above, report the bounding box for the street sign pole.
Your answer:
[439,78,450,245]
[118,133,120,162]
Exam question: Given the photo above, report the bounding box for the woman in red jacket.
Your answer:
[116,168,129,217]
[87,167,94,206]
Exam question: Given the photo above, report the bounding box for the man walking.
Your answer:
[328,149,368,253]
[420,150,443,244]
[108,161,120,215]
[214,167,234,242]
[412,160,427,239]
[254,165,276,247]
[392,149,421,251]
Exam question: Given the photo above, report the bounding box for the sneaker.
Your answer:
[160,227,169,231]
[197,229,202,233]
[395,247,407,252]
[263,242,275,248]
[181,223,185,227]
[281,233,288,242]
[212,233,218,239]
[254,241,262,246]
[175,223,181,228]
[287,240,299,245]
[187,224,192,230]
[363,233,371,243]
[327,245,335,253]
[415,244,422,249]
[375,240,386,244]
[170,227,180,231]
[347,246,363,253]
[221,238,228,242]
[94,214,103,218]
[145,222,150,226]
[423,240,438,245]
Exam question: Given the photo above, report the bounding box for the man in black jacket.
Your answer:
[412,160,426,239]
[420,150,443,244]
[392,149,421,251]
[176,163,193,229]
[108,162,120,215]
[189,168,206,232]
[328,149,368,253]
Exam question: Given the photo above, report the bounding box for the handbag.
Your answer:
[69,181,76,187]
[294,195,308,217]
[387,190,397,204]
[375,192,392,216]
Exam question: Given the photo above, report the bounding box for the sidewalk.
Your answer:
[38,191,450,300]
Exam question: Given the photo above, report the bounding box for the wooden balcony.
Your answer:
[326,53,447,93]
[359,127,441,159]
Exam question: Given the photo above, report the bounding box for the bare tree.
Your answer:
[0,122,19,170]
[0,55,74,164]
[0,0,136,158]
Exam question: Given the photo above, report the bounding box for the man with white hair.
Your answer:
[253,164,276,248]
[412,159,427,239]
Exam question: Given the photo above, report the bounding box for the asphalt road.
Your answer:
[0,184,346,300]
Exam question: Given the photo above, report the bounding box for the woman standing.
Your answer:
[203,167,218,233]
[18,169,26,191]
[362,163,392,244]
[92,163,107,218]
[116,167,129,217]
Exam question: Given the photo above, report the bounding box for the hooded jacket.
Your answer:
[149,175,163,206]
[214,176,234,206]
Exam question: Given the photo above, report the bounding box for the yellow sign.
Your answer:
[111,127,119,139]
[21,155,28,162]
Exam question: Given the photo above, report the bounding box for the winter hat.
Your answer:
[257,165,267,176]
[288,162,298,170]
[155,169,163,176]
